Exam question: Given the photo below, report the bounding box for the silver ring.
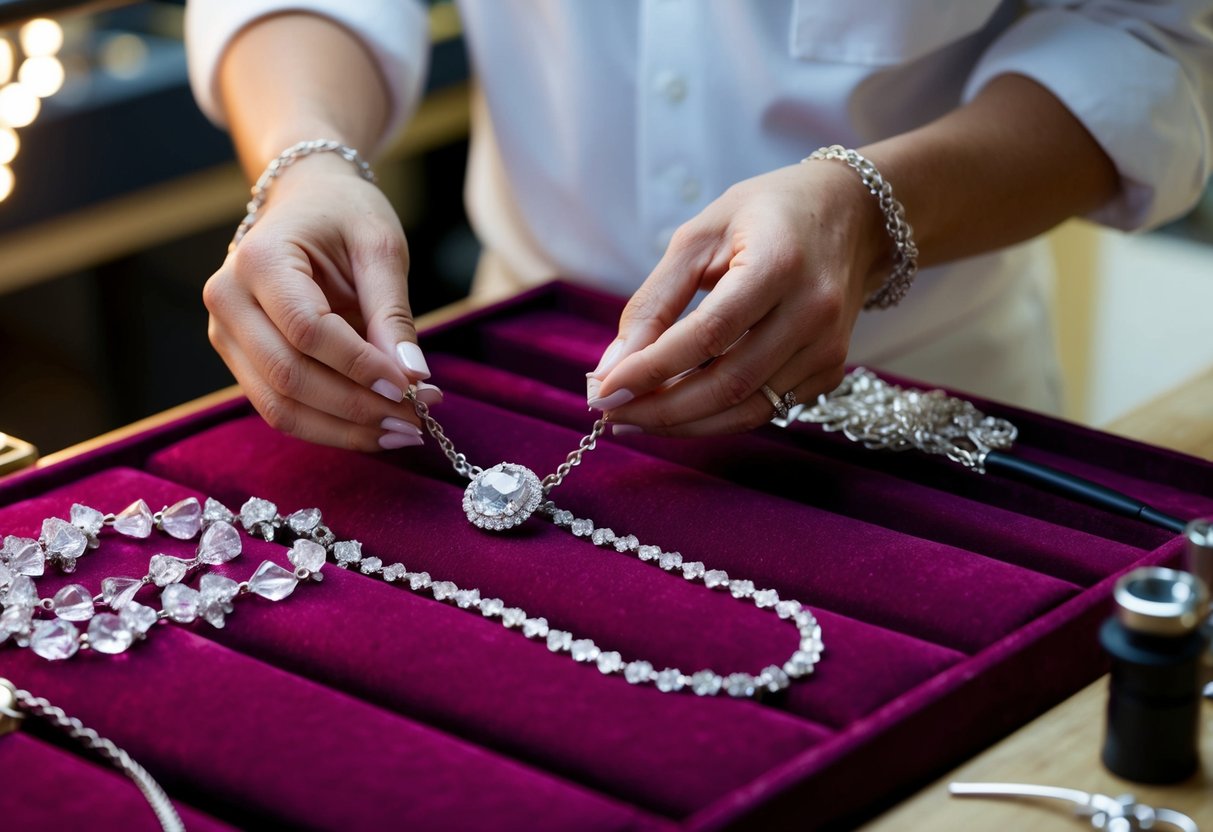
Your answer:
[760,384,791,420]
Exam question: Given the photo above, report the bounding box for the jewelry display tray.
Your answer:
[2,281,1211,831]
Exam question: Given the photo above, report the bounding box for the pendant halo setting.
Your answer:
[463,463,544,531]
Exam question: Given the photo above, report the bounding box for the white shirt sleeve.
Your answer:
[963,2,1213,231]
[184,0,431,155]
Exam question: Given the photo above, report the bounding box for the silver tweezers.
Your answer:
[949,782,1199,832]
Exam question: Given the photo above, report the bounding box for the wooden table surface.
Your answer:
[863,365,1213,832]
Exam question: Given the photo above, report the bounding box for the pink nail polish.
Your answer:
[395,342,431,380]
[586,377,601,403]
[591,338,625,379]
[612,423,644,436]
[379,431,424,450]
[371,378,405,402]
[380,417,422,435]
[415,382,444,406]
[587,388,634,411]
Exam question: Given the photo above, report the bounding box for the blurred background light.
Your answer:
[99,32,148,79]
[0,164,14,202]
[19,18,64,58]
[0,82,40,127]
[0,126,18,164]
[0,39,13,85]
[18,55,64,98]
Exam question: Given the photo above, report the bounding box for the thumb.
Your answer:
[353,230,431,383]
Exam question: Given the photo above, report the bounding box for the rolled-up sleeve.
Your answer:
[185,0,430,153]
[963,2,1213,230]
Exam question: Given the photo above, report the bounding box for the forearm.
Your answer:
[218,13,392,180]
[860,73,1120,270]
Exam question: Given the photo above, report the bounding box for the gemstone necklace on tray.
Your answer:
[0,390,823,697]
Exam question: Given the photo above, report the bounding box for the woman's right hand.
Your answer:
[204,154,439,452]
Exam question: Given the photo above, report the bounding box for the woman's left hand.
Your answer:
[587,160,889,436]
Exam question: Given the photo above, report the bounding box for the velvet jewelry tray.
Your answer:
[2,281,1210,831]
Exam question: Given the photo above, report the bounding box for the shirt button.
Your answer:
[680,177,701,203]
[653,71,687,103]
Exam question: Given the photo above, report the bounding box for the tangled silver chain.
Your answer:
[803,145,919,310]
[796,368,1017,473]
[1,677,184,832]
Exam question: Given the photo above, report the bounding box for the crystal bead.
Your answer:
[248,561,298,601]
[691,670,722,696]
[753,589,779,608]
[658,551,682,571]
[501,608,526,627]
[286,508,322,534]
[0,605,32,644]
[570,639,599,662]
[453,589,481,609]
[101,576,142,611]
[476,598,502,617]
[2,536,44,577]
[359,557,383,575]
[382,564,407,582]
[655,668,684,692]
[431,581,457,600]
[88,614,133,654]
[681,561,705,580]
[148,554,191,587]
[41,518,87,568]
[546,629,572,652]
[30,619,79,660]
[775,600,802,619]
[201,498,234,526]
[3,574,37,609]
[69,504,105,538]
[195,520,241,566]
[52,584,94,622]
[112,500,154,538]
[624,660,654,684]
[0,562,10,590]
[614,534,639,552]
[288,539,327,573]
[762,665,791,692]
[160,498,202,540]
[522,617,548,638]
[239,497,278,531]
[570,518,594,537]
[596,651,623,674]
[161,584,202,623]
[407,571,431,590]
[784,651,818,678]
[704,569,729,588]
[120,601,158,635]
[729,579,755,598]
[551,510,574,526]
[636,545,661,562]
[333,540,362,566]
[199,574,241,628]
[591,528,615,546]
[725,673,756,698]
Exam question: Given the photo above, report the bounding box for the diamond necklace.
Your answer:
[403,388,824,698]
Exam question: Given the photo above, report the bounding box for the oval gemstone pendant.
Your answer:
[463,463,544,531]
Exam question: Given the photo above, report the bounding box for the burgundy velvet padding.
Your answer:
[1,282,1209,830]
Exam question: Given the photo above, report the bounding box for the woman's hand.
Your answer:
[588,160,888,436]
[204,155,439,452]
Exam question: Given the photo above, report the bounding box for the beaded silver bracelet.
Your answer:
[228,139,377,252]
[803,145,919,310]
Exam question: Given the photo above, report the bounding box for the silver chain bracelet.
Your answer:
[1,677,185,831]
[803,145,919,310]
[228,139,377,252]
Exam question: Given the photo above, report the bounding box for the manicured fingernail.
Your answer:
[379,431,424,450]
[612,423,644,436]
[591,338,625,379]
[586,377,601,402]
[371,378,405,402]
[587,388,634,410]
[380,417,422,435]
[395,342,431,380]
[415,382,444,406]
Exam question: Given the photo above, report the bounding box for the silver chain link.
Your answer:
[1,678,185,832]
[406,389,605,494]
